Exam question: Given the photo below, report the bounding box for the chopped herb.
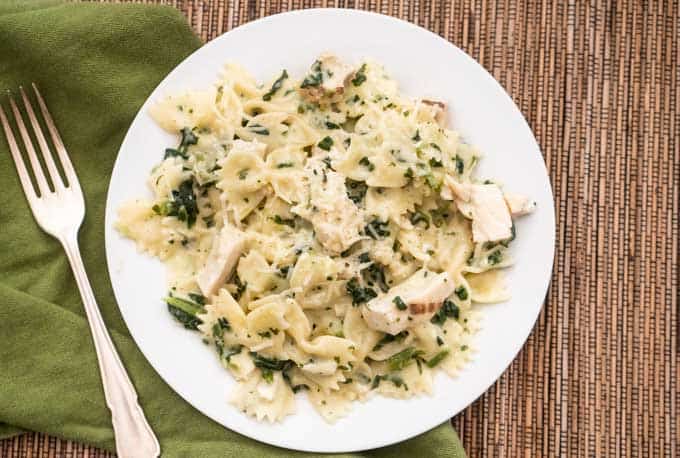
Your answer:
[340,245,357,257]
[430,143,441,151]
[429,202,451,227]
[362,262,389,293]
[233,275,247,301]
[317,136,334,151]
[238,169,249,180]
[276,162,294,168]
[164,148,188,160]
[454,286,468,300]
[387,347,424,371]
[250,352,295,372]
[436,336,445,346]
[426,350,450,368]
[325,121,341,129]
[300,60,323,88]
[261,370,274,383]
[202,215,215,228]
[346,277,377,306]
[364,219,390,239]
[372,331,408,351]
[212,316,231,353]
[221,345,242,363]
[292,384,309,393]
[412,130,421,142]
[351,63,367,86]
[188,293,206,305]
[262,69,288,101]
[488,249,503,265]
[430,299,460,326]
[153,179,198,228]
[321,156,333,169]
[248,124,269,135]
[165,295,205,330]
[372,373,407,390]
[277,265,290,278]
[272,215,296,228]
[424,173,441,192]
[392,239,401,252]
[429,157,443,167]
[215,316,230,333]
[346,178,368,204]
[258,330,272,339]
[179,127,198,150]
[404,167,414,178]
[393,296,408,311]
[389,375,405,388]
[359,156,375,171]
[409,210,430,229]
[455,155,465,174]
[358,252,371,263]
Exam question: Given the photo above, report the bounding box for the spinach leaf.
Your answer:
[346,178,368,204]
[165,295,205,330]
[351,63,367,87]
[262,69,288,101]
[346,277,377,306]
[153,179,198,228]
[364,219,390,239]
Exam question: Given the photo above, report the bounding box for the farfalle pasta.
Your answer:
[116,54,534,422]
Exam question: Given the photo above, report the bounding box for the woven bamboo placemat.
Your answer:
[2,1,678,457]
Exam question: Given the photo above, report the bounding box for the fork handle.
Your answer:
[61,232,160,458]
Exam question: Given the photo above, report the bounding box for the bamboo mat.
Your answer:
[2,1,678,457]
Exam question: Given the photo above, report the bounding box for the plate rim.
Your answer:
[104,7,555,452]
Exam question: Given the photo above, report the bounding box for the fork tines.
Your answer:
[0,85,78,201]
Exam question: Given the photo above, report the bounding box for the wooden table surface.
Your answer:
[2,1,677,457]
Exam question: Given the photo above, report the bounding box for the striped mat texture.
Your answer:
[2,1,677,457]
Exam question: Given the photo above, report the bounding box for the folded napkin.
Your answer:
[0,2,466,457]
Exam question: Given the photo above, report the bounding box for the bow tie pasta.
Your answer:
[116,54,535,423]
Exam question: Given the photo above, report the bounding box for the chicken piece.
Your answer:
[362,269,454,335]
[421,99,448,126]
[292,158,364,254]
[299,54,355,103]
[441,176,513,243]
[196,225,246,297]
[504,192,536,216]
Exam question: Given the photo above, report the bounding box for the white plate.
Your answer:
[104,8,555,453]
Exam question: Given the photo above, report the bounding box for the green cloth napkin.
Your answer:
[0,2,466,457]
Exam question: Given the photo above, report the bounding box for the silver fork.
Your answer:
[1,85,160,458]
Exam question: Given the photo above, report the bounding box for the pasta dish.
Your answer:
[116,54,535,422]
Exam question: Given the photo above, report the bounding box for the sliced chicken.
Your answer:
[441,176,513,243]
[504,192,536,216]
[197,225,246,297]
[300,53,355,103]
[292,158,364,254]
[362,269,455,335]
